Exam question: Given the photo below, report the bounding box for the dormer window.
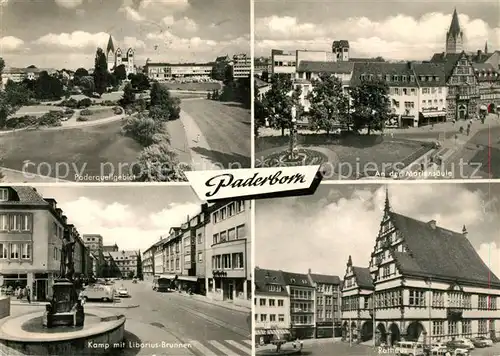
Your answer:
[410,76,415,82]
[385,75,391,81]
[427,76,433,81]
[393,75,399,82]
[402,75,407,82]
[290,278,296,283]
[302,279,307,284]
[360,74,366,81]
[0,188,8,201]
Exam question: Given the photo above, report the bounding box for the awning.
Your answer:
[158,274,177,279]
[421,111,446,118]
[255,329,290,336]
[177,276,198,282]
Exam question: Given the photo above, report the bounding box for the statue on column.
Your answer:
[60,235,76,280]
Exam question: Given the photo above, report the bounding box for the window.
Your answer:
[236,224,246,238]
[236,201,245,212]
[478,320,487,335]
[213,211,219,223]
[260,314,267,322]
[462,320,472,337]
[220,230,227,242]
[278,299,284,307]
[270,314,276,322]
[220,208,226,220]
[197,252,202,262]
[0,243,7,259]
[228,203,235,216]
[479,295,488,310]
[197,233,202,244]
[269,299,275,307]
[489,296,497,310]
[448,321,458,336]
[228,228,236,241]
[383,265,390,278]
[232,252,244,268]
[432,292,444,307]
[213,233,219,245]
[409,289,425,306]
[21,243,31,259]
[432,321,444,336]
[0,188,8,201]
[0,215,7,231]
[278,314,284,322]
[260,298,266,306]
[9,243,19,259]
[222,254,231,269]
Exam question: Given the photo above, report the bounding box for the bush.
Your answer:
[5,115,37,129]
[77,98,92,108]
[133,143,189,182]
[113,106,123,115]
[77,116,89,122]
[100,100,117,106]
[64,109,75,115]
[122,115,164,147]
[39,111,63,127]
[80,109,93,116]
[60,98,78,108]
[151,133,171,145]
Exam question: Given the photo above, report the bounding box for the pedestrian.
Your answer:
[452,118,456,125]
[25,286,30,304]
[299,339,303,351]
[466,126,470,136]
[196,134,200,143]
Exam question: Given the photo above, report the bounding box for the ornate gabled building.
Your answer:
[106,35,136,76]
[341,188,500,346]
[445,9,464,54]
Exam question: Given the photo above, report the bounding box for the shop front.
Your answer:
[316,321,334,338]
[176,275,198,292]
[255,328,291,345]
[290,325,315,340]
[0,272,56,302]
[419,108,447,126]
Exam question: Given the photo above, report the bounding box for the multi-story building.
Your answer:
[102,252,120,278]
[1,67,57,89]
[283,271,316,339]
[153,240,165,275]
[108,250,139,278]
[254,268,291,344]
[206,200,251,308]
[232,54,251,78]
[308,270,342,338]
[341,189,500,346]
[103,243,118,252]
[145,62,213,80]
[332,40,350,61]
[271,49,297,77]
[83,234,104,277]
[0,187,89,302]
[413,63,448,125]
[473,63,500,113]
[106,35,136,76]
[68,224,86,276]
[142,244,155,281]
[88,252,97,278]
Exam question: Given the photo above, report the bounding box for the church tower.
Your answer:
[106,35,115,72]
[445,8,464,54]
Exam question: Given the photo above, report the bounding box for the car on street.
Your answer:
[116,287,130,298]
[472,336,493,347]
[394,341,425,356]
[132,278,137,284]
[429,346,469,356]
[471,339,488,348]
[447,339,474,350]
[80,284,115,302]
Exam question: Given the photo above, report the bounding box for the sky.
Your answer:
[254,0,500,61]
[0,0,250,70]
[255,183,500,281]
[34,185,203,252]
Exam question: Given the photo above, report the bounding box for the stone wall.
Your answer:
[0,297,10,319]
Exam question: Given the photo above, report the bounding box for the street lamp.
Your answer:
[290,106,298,160]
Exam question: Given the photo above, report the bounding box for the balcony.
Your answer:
[447,308,463,320]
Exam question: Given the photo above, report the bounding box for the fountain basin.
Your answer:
[0,308,125,355]
[256,349,302,355]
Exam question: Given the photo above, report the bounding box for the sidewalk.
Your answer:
[175,292,251,313]
[256,337,342,350]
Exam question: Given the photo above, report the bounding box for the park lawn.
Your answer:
[162,82,222,91]
[256,133,433,177]
[0,120,142,181]
[78,107,117,121]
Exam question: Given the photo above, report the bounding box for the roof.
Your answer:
[281,271,314,287]
[3,67,57,74]
[146,62,214,67]
[352,267,374,289]
[297,61,354,74]
[0,186,48,205]
[106,35,114,54]
[470,52,495,63]
[309,273,341,285]
[448,9,462,37]
[412,63,447,86]
[255,77,270,88]
[389,211,500,287]
[349,58,385,63]
[350,62,418,87]
[109,250,139,260]
[254,268,289,296]
[332,40,349,49]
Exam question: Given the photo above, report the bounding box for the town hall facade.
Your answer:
[341,189,500,346]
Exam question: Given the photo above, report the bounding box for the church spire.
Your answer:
[384,186,390,212]
[485,41,488,54]
[448,8,462,36]
[347,255,352,267]
[106,35,115,54]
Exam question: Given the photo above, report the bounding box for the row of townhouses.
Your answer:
[341,189,500,346]
[254,267,343,344]
[142,200,252,308]
[0,186,140,302]
[257,9,500,128]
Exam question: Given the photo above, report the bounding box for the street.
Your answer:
[7,280,251,356]
[268,340,500,356]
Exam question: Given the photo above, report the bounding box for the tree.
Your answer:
[120,83,135,108]
[149,81,180,119]
[136,252,143,280]
[261,71,269,82]
[0,91,10,128]
[4,80,31,107]
[93,47,108,96]
[211,61,228,81]
[133,143,188,182]
[114,64,127,82]
[349,81,391,135]
[122,115,163,146]
[262,74,300,136]
[0,58,5,87]
[149,105,169,122]
[223,65,234,85]
[74,67,89,80]
[307,73,350,134]
[131,73,150,91]
[254,85,267,137]
[34,71,63,100]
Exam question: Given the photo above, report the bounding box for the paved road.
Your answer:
[119,280,252,355]
[180,100,251,169]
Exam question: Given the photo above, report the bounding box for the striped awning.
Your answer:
[255,329,290,336]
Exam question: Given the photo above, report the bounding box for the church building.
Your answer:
[341,188,500,346]
[106,35,136,76]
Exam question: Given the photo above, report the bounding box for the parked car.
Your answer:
[447,339,474,350]
[472,336,493,346]
[132,278,138,284]
[80,284,115,302]
[430,346,469,356]
[116,287,129,298]
[394,341,425,356]
[471,339,488,348]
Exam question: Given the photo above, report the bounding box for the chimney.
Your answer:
[462,225,468,238]
[407,61,412,70]
[308,268,311,274]
[428,220,437,229]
